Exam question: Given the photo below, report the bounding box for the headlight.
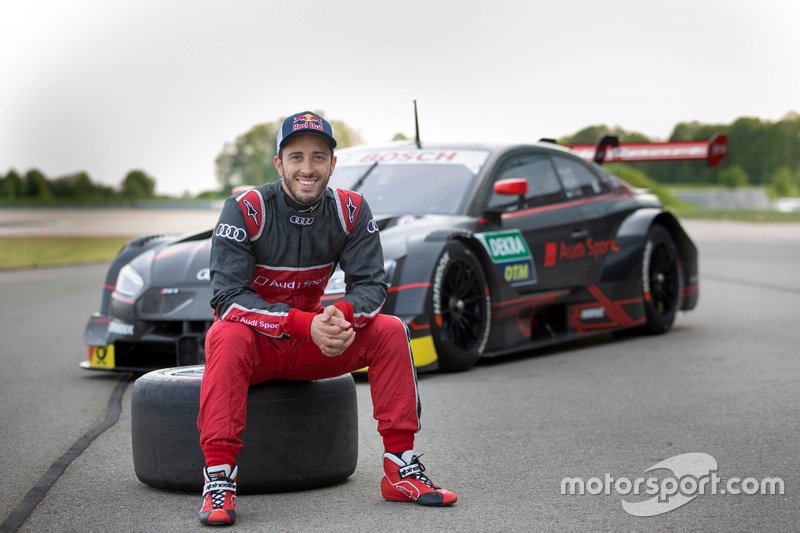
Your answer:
[116,264,144,297]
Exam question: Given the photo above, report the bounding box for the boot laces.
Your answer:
[204,476,236,510]
[398,454,438,489]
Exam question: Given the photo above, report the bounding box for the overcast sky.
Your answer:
[1,0,798,195]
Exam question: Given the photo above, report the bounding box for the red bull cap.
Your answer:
[277,111,337,151]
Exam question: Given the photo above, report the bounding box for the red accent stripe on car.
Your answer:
[502,194,618,220]
[492,290,570,319]
[586,284,638,327]
[388,282,431,293]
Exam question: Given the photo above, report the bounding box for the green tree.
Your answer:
[121,169,157,198]
[1,169,23,199]
[597,113,800,186]
[23,168,53,201]
[770,166,799,197]
[718,164,749,188]
[51,171,106,199]
[559,125,651,145]
[328,118,363,148]
[215,122,281,192]
[214,113,364,193]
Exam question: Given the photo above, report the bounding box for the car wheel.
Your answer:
[641,225,684,334]
[429,241,491,372]
[131,366,358,494]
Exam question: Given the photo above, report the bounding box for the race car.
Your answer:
[83,134,726,373]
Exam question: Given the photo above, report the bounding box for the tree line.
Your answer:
[0,167,157,203]
[3,111,799,204]
[559,111,800,196]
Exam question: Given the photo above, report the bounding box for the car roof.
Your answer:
[336,139,578,157]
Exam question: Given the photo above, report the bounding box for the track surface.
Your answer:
[1,219,799,530]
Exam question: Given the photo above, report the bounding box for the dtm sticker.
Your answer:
[476,229,537,287]
[89,344,115,369]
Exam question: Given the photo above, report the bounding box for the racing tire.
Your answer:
[131,366,358,494]
[429,241,492,372]
[640,225,684,334]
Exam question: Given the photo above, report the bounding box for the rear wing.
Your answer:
[567,133,728,168]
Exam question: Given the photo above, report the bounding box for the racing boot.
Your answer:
[381,451,458,506]
[199,464,238,526]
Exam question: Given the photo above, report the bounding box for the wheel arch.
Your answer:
[421,229,502,306]
[390,229,498,371]
[391,229,488,314]
[602,208,698,311]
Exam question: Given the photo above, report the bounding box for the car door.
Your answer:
[549,155,626,285]
[482,150,589,292]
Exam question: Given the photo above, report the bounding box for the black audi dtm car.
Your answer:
[83,135,726,373]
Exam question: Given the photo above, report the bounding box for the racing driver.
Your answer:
[197,111,458,525]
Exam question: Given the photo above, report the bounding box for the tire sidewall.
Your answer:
[131,366,358,493]
[429,240,491,371]
[641,225,684,334]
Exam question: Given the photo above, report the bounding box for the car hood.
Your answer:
[134,238,213,287]
[374,213,474,258]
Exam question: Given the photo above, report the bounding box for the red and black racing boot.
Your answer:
[199,464,238,526]
[381,451,458,506]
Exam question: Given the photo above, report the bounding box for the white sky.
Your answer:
[1,0,798,195]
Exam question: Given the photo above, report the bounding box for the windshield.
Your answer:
[330,149,490,215]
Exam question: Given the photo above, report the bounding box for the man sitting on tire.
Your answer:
[197,111,457,526]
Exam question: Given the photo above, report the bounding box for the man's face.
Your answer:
[274,133,337,206]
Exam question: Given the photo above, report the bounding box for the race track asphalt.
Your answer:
[1,215,799,531]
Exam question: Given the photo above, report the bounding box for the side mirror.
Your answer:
[481,178,528,227]
[494,178,527,210]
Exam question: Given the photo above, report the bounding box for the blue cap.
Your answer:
[276,111,337,152]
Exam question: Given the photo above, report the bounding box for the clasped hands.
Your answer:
[310,305,355,357]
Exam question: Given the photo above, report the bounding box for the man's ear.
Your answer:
[329,154,337,177]
[273,154,284,178]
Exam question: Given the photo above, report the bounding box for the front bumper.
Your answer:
[82,314,211,373]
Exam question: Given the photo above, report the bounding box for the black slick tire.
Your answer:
[429,241,491,372]
[131,366,358,494]
[641,225,684,334]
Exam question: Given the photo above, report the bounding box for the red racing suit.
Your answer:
[198,180,421,466]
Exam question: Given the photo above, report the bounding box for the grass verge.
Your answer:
[669,206,800,223]
[0,237,132,270]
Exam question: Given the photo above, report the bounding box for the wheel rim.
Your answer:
[648,242,679,316]
[439,258,486,351]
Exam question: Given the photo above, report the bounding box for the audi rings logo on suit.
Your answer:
[216,224,247,242]
[289,215,315,226]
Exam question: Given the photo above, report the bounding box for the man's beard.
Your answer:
[282,173,330,206]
